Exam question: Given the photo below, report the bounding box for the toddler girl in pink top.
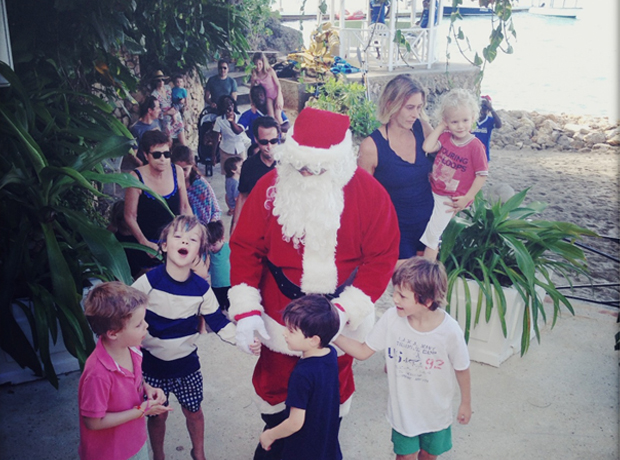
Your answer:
[421,88,488,260]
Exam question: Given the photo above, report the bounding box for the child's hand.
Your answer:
[457,402,472,424]
[146,387,167,406]
[144,401,173,417]
[445,195,470,213]
[259,429,275,451]
[248,338,262,356]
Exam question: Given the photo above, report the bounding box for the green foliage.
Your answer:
[440,189,597,356]
[0,62,165,387]
[447,0,517,89]
[7,0,260,95]
[306,77,380,138]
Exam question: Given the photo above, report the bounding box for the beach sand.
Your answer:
[485,147,619,306]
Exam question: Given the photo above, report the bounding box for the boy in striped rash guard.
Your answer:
[132,215,260,460]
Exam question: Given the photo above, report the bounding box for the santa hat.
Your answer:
[279,107,354,173]
[291,107,350,149]
[481,95,492,102]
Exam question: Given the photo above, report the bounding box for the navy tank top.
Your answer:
[135,165,181,242]
[371,119,434,225]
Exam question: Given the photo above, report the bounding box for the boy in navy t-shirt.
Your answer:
[258,295,342,460]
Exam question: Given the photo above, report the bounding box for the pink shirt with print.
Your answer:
[429,131,488,198]
[78,338,147,460]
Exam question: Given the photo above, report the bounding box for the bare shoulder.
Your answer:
[357,134,379,174]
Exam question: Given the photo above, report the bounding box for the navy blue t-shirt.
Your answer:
[282,346,342,460]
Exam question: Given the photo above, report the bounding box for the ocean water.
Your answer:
[277,0,618,120]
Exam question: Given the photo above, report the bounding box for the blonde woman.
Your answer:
[358,75,434,266]
[250,52,283,125]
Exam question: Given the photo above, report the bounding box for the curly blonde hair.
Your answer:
[434,88,479,125]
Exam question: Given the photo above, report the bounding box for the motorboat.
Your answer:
[529,0,581,18]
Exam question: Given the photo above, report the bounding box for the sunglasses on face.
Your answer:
[150,150,171,159]
[257,138,280,146]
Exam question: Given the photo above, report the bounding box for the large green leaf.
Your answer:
[61,207,133,284]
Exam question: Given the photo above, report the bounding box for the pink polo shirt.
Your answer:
[78,338,147,460]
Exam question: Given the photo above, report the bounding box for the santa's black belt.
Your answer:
[266,259,357,300]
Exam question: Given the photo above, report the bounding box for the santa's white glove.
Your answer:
[236,315,270,355]
[332,306,348,342]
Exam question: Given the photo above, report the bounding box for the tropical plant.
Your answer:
[306,77,380,138]
[440,189,597,355]
[0,62,165,387]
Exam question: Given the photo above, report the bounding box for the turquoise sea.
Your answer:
[279,0,618,120]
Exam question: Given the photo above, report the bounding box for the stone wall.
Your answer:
[488,110,619,153]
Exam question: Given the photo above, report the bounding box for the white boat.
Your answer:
[530,0,582,18]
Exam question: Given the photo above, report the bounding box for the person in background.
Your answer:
[239,86,290,160]
[473,95,502,161]
[129,96,162,165]
[417,0,439,28]
[335,257,471,460]
[204,59,238,112]
[224,156,242,217]
[231,116,280,234]
[171,144,222,225]
[124,130,192,277]
[206,220,231,312]
[258,295,342,460]
[213,95,247,175]
[250,52,284,125]
[171,75,187,116]
[150,70,186,146]
[370,0,390,24]
[421,88,488,261]
[78,282,170,460]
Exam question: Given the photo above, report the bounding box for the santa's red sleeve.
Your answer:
[228,170,277,321]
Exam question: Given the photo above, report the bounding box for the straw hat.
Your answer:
[152,70,169,81]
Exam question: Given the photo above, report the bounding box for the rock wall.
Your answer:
[489,110,619,153]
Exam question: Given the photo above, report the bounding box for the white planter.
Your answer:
[448,279,545,367]
[0,300,81,385]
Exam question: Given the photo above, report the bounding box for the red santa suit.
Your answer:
[229,108,400,415]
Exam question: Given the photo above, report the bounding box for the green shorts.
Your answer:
[392,426,453,456]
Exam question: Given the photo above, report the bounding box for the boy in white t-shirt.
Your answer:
[335,257,471,460]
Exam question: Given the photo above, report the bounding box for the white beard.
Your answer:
[268,131,357,294]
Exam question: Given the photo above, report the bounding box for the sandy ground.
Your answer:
[0,146,618,459]
[485,148,619,306]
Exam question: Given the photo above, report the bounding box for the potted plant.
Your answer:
[439,188,597,366]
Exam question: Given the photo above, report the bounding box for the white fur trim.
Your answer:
[261,314,302,357]
[228,283,264,321]
[276,129,355,183]
[300,245,338,294]
[333,286,374,330]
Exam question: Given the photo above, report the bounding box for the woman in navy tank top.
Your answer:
[124,130,192,277]
[358,75,435,266]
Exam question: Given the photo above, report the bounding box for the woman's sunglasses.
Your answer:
[257,138,280,146]
[150,150,171,159]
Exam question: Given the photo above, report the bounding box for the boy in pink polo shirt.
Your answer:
[78,282,171,460]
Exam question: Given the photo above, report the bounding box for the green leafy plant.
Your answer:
[440,189,597,355]
[446,0,517,88]
[0,62,164,387]
[306,77,380,138]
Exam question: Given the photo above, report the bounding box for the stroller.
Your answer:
[197,108,220,176]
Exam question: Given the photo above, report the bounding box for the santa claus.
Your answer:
[229,107,399,458]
